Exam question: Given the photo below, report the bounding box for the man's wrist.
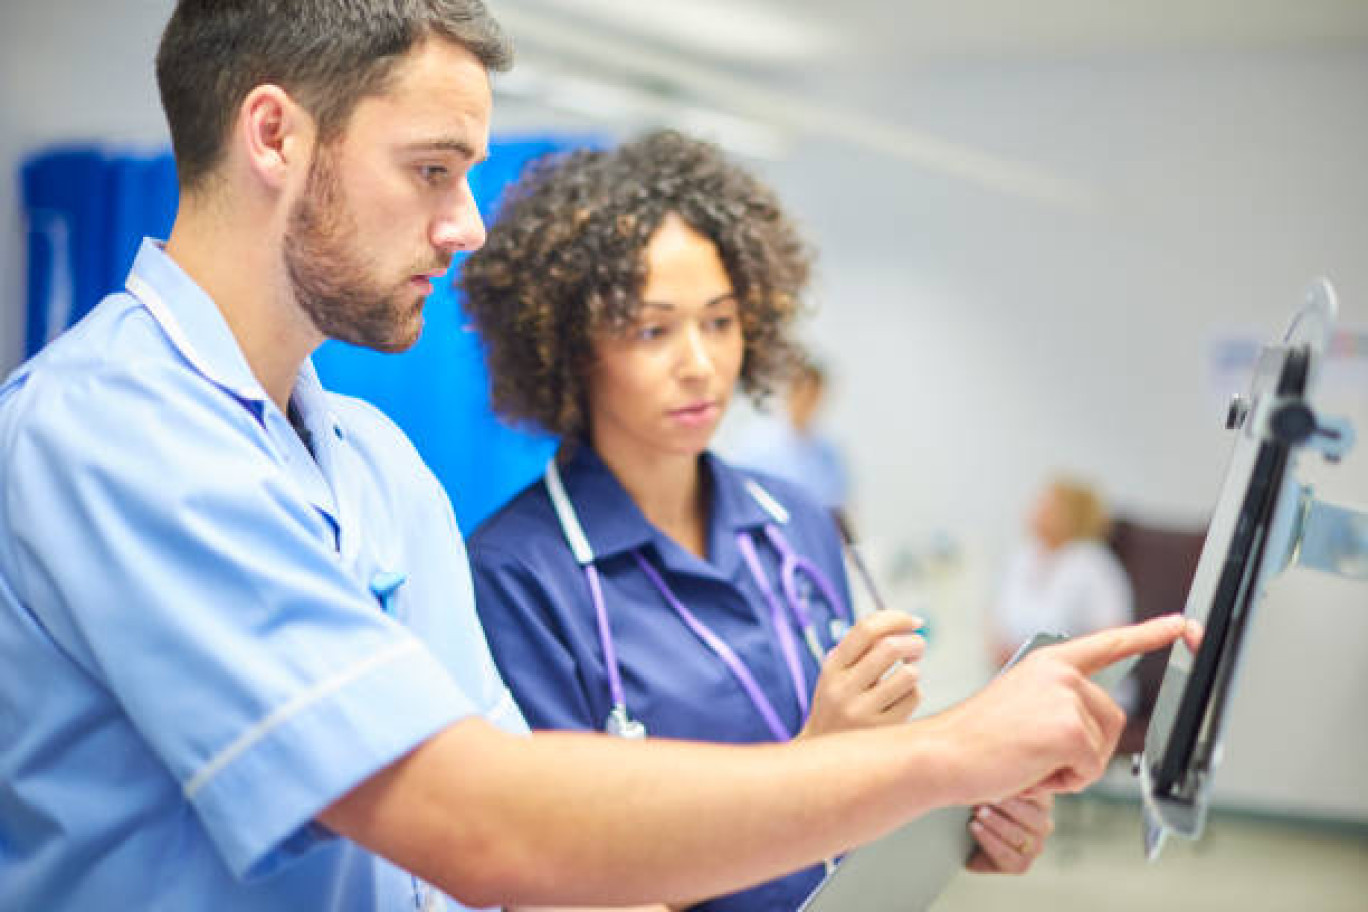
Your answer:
[894,713,979,811]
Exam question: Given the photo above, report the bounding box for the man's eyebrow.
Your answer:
[401,139,487,163]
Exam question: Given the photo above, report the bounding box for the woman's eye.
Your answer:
[709,316,735,332]
[635,324,667,341]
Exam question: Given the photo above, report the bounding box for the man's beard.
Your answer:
[284,147,442,353]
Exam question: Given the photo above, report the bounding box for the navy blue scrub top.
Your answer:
[470,446,853,912]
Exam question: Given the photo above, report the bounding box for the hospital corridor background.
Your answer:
[2,2,1366,909]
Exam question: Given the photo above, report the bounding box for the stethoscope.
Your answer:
[545,460,853,742]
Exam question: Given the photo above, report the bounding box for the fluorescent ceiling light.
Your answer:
[496,6,1099,210]
[494,63,791,160]
[540,0,838,62]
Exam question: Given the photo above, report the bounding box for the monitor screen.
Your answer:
[1140,281,1337,857]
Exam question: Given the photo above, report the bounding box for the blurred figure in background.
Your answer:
[989,477,1135,704]
[730,356,851,516]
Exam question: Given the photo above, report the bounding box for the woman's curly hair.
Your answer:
[459,129,812,440]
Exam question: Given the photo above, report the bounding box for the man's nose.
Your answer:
[431,181,486,255]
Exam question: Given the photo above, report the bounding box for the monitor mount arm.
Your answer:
[1233,392,1367,583]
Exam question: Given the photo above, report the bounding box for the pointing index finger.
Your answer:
[1049,615,1189,677]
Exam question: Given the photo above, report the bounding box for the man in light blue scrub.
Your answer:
[0,2,1194,910]
[0,4,527,909]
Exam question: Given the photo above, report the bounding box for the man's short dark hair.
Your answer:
[156,0,513,193]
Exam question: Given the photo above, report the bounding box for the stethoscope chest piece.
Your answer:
[605,704,647,739]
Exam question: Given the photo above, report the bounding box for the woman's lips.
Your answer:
[669,401,719,428]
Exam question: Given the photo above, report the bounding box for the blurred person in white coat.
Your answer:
[991,477,1136,707]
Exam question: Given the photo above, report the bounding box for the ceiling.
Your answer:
[505,0,1368,65]
[489,0,1368,205]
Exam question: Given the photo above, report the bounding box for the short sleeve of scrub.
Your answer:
[3,356,478,879]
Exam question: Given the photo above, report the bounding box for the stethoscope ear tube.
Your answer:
[546,458,595,566]
[547,462,641,735]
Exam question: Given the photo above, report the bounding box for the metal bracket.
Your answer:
[1282,490,1368,581]
[1245,389,1368,581]
[1243,395,1357,462]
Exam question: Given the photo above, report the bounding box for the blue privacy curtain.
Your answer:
[22,147,180,357]
[20,136,585,531]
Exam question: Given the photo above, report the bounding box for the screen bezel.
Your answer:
[1144,346,1308,802]
[1141,280,1336,852]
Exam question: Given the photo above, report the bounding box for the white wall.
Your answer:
[753,50,1368,820]
[764,49,1368,543]
[2,4,1365,820]
[0,0,174,372]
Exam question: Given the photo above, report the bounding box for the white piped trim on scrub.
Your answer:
[183,639,425,799]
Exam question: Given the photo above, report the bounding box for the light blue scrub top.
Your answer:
[0,240,527,911]
[469,445,852,912]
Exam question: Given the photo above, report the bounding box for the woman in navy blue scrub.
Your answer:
[460,130,1053,911]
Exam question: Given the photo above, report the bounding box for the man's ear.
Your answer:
[237,84,311,190]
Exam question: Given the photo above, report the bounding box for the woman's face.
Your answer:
[1029,486,1070,550]
[586,212,744,463]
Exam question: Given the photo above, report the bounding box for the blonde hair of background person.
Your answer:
[1040,478,1111,545]
[992,477,1137,674]
[0,2,1189,910]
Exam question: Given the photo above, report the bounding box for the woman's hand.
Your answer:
[798,611,926,738]
[966,790,1054,875]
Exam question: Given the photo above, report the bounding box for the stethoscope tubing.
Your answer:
[545,461,851,741]
[633,551,794,742]
[765,524,852,649]
[586,563,626,708]
[735,532,813,718]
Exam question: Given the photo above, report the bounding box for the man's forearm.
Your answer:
[322,716,961,909]
[320,616,1187,909]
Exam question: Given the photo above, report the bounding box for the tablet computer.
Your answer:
[800,631,1137,911]
[1139,281,1338,857]
[795,803,974,912]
